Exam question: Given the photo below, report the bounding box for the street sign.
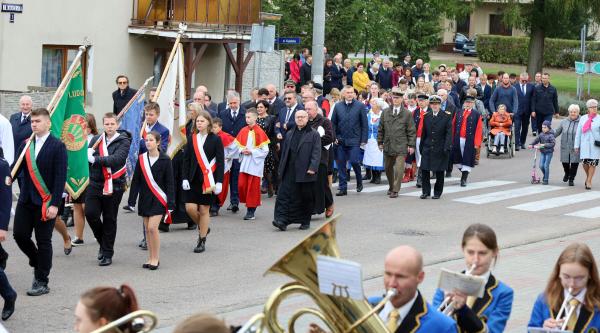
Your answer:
[575,61,587,74]
[591,62,600,75]
[1,3,22,13]
[249,24,275,52]
[276,37,301,45]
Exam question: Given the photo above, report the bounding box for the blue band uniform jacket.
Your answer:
[529,293,600,333]
[433,274,514,333]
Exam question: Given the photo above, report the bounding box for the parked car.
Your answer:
[453,33,469,53]
[462,36,477,56]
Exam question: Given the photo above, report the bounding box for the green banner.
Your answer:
[50,64,89,199]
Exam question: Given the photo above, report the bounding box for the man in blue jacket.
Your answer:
[331,86,368,196]
[489,73,518,114]
[514,72,535,150]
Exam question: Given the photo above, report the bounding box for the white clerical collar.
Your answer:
[379,291,419,329]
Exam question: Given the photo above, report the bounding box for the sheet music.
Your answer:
[317,255,364,300]
[437,268,486,298]
[527,327,571,333]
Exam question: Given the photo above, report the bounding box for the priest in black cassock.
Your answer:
[272,110,321,231]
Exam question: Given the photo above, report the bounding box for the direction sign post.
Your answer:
[276,37,301,45]
[575,61,587,75]
[591,62,600,75]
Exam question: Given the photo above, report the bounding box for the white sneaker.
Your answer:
[499,146,505,154]
[491,146,497,153]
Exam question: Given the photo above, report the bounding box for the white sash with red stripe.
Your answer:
[139,153,171,223]
[192,133,217,194]
[99,133,126,195]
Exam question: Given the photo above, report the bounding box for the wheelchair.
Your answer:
[486,117,515,158]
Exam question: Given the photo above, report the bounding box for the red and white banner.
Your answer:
[139,153,171,223]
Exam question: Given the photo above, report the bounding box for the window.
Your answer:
[41,45,86,87]
[489,14,512,36]
[456,15,470,35]
[153,48,169,87]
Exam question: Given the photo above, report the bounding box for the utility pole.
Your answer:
[311,0,325,84]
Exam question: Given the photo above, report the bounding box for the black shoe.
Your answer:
[515,146,520,151]
[432,194,441,199]
[563,174,569,182]
[158,223,170,232]
[187,223,196,230]
[142,263,150,269]
[64,244,72,256]
[299,224,310,230]
[569,180,575,186]
[231,204,239,213]
[122,205,135,213]
[148,262,160,270]
[194,237,206,253]
[139,239,147,251]
[419,194,430,199]
[2,295,15,320]
[532,131,537,137]
[26,281,49,296]
[356,183,363,193]
[336,190,347,196]
[373,172,381,184]
[71,238,84,246]
[99,257,112,266]
[332,171,338,183]
[0,252,8,271]
[226,204,233,211]
[97,248,104,261]
[460,171,468,187]
[521,145,527,150]
[445,171,452,178]
[364,169,372,180]
[272,220,287,231]
[243,211,256,220]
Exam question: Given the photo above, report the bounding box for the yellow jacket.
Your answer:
[353,71,370,93]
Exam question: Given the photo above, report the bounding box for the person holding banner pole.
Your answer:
[86,113,131,267]
[128,131,174,270]
[182,111,224,253]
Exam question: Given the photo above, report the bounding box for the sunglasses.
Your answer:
[118,81,128,85]
[284,97,293,100]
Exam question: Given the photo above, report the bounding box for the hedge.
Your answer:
[477,35,600,69]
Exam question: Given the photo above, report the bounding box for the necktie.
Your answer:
[285,108,292,123]
[566,298,580,331]
[232,110,238,120]
[387,309,400,331]
[394,108,399,116]
[21,115,27,124]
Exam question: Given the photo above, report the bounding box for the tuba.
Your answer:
[90,309,158,333]
[239,215,391,333]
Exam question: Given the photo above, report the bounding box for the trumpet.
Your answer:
[437,263,477,316]
[90,310,158,333]
[556,287,575,331]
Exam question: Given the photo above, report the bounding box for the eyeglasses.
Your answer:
[284,97,293,101]
[118,81,128,85]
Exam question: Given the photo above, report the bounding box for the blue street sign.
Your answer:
[276,37,301,45]
[591,62,600,75]
[575,61,588,75]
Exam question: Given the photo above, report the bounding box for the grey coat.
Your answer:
[377,106,416,156]
[554,116,581,163]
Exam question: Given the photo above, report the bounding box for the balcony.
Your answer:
[131,0,260,34]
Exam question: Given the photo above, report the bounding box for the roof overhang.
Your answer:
[128,27,251,41]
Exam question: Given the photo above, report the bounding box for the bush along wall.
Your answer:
[477,35,600,68]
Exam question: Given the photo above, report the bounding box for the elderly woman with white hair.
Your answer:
[363,98,388,184]
[554,104,581,186]
[574,99,600,189]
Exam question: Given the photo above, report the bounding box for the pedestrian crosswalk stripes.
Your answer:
[400,180,516,197]
[566,207,600,219]
[508,191,600,212]
[454,185,565,205]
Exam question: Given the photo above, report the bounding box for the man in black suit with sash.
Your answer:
[9,95,33,189]
[11,108,67,296]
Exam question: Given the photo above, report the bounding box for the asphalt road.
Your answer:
[3,118,600,333]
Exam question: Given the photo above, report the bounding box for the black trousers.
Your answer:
[13,202,55,283]
[274,175,315,226]
[421,170,445,197]
[562,162,579,181]
[513,113,530,147]
[85,187,124,259]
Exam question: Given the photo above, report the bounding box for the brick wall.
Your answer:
[0,91,55,118]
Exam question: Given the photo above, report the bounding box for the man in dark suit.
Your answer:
[112,75,137,115]
[218,92,246,212]
[300,56,313,87]
[514,72,535,150]
[272,109,321,231]
[217,89,237,114]
[0,156,16,319]
[11,108,67,296]
[276,91,303,142]
[10,96,33,188]
[266,84,285,117]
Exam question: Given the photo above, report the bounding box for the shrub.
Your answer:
[477,35,600,69]
[557,93,587,116]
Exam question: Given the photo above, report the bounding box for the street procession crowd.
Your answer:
[0,45,598,332]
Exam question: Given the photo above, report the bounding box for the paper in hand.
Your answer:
[437,268,486,298]
[527,327,571,333]
[317,255,364,300]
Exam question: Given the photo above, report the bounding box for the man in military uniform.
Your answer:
[419,96,452,199]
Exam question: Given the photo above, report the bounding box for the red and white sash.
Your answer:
[139,153,171,223]
[192,133,217,194]
[99,133,126,195]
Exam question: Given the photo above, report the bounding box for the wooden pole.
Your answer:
[10,45,87,179]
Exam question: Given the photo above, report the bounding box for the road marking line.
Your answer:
[359,177,461,193]
[566,206,600,219]
[401,180,516,197]
[509,191,600,212]
[454,185,565,205]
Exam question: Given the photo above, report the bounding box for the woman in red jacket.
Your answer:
[289,54,301,92]
[489,104,512,155]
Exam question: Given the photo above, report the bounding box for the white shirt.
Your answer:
[379,291,419,330]
[34,132,50,158]
[148,154,159,166]
[20,112,29,123]
[564,287,586,317]
[0,114,14,165]
[238,126,269,177]
[230,108,240,119]
[105,132,120,146]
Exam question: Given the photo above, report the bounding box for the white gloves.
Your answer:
[317,126,325,137]
[215,182,223,195]
[182,179,190,190]
[87,148,95,164]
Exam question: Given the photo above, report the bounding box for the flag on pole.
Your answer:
[119,91,145,183]
[50,64,89,199]
[155,44,187,158]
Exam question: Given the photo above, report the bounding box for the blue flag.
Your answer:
[119,92,145,183]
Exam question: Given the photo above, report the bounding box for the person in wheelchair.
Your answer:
[489,104,512,154]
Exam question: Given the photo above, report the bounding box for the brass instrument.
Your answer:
[556,287,575,330]
[437,263,477,316]
[90,310,158,333]
[238,214,391,333]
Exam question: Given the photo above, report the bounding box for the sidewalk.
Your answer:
[156,227,600,332]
